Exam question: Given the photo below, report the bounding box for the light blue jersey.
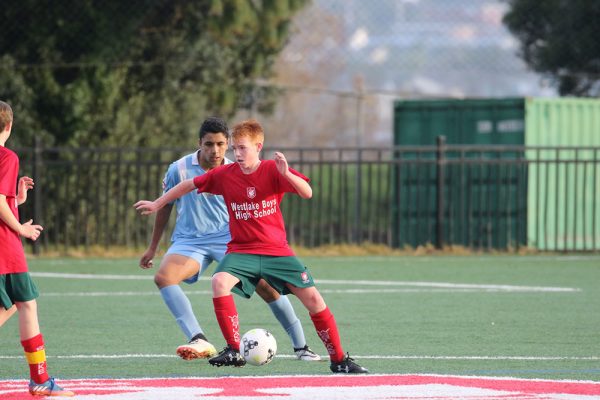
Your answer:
[163,152,231,246]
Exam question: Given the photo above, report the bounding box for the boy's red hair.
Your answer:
[232,119,264,144]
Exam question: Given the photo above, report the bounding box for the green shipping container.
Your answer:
[392,98,527,250]
[392,97,600,251]
[525,98,600,250]
[394,98,525,146]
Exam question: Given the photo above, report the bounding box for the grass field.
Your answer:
[1,255,599,382]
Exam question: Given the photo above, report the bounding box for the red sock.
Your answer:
[21,333,49,384]
[213,295,240,351]
[310,307,345,363]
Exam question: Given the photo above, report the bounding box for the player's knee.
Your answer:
[154,271,172,288]
[211,274,224,292]
[211,273,234,296]
[294,287,326,313]
[15,300,37,313]
[306,295,325,311]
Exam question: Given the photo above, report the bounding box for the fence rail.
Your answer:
[14,141,600,254]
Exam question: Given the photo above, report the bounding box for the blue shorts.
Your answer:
[166,241,227,284]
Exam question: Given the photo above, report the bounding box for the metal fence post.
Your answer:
[436,136,446,249]
[32,137,43,255]
[354,148,362,244]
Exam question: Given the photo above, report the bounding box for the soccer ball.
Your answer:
[240,328,277,366]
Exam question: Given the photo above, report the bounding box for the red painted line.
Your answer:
[1,374,598,399]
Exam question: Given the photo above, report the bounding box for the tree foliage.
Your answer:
[0,0,309,147]
[503,0,600,97]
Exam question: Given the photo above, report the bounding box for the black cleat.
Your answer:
[330,353,369,373]
[208,345,246,367]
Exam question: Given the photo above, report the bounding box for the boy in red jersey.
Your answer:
[0,101,74,396]
[135,119,368,373]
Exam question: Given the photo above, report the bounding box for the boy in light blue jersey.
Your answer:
[139,117,320,361]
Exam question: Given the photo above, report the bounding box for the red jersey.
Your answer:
[0,146,27,274]
[193,160,309,256]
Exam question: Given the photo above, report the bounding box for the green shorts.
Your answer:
[215,253,315,299]
[0,272,39,309]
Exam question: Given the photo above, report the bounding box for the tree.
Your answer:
[503,0,600,97]
[0,0,309,147]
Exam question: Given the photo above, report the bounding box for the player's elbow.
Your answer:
[300,187,313,199]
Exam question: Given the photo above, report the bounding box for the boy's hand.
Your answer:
[139,247,156,269]
[20,219,43,241]
[274,152,289,176]
[134,200,159,215]
[16,176,34,204]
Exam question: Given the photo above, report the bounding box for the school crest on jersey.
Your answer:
[246,187,256,199]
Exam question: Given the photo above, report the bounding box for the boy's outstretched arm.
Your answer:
[134,178,196,215]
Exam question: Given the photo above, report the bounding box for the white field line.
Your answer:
[30,272,580,293]
[323,255,600,263]
[39,288,576,297]
[31,272,152,280]
[316,279,579,292]
[0,354,598,361]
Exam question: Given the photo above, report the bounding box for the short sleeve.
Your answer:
[162,162,179,194]
[0,150,18,197]
[276,165,310,194]
[193,167,221,195]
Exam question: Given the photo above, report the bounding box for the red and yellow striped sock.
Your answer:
[21,333,49,384]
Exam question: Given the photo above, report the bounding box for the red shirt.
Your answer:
[193,160,309,256]
[0,147,27,274]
